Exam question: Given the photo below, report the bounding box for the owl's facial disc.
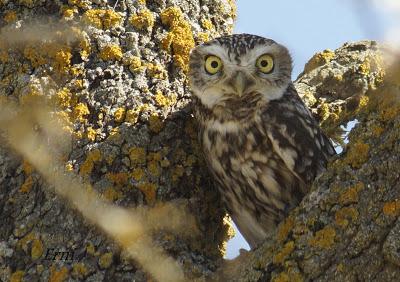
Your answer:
[188,34,293,109]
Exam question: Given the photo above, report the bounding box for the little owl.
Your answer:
[188,34,335,248]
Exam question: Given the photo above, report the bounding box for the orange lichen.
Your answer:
[335,207,359,228]
[371,124,385,137]
[339,182,364,205]
[308,226,336,249]
[83,9,122,29]
[22,160,33,174]
[137,182,157,204]
[273,241,295,265]
[20,175,34,193]
[99,44,123,61]
[344,141,370,169]
[160,6,195,72]
[106,172,129,187]
[129,9,155,30]
[383,200,400,216]
[49,265,69,282]
[4,11,17,23]
[276,217,294,242]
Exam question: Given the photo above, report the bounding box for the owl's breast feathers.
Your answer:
[194,84,335,248]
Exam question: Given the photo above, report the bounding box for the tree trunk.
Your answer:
[1,1,399,282]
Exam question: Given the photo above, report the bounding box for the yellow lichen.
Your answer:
[304,49,335,73]
[273,241,295,265]
[129,9,155,30]
[49,266,69,282]
[148,114,164,133]
[371,124,384,137]
[335,207,359,228]
[339,182,364,205]
[114,107,126,123]
[137,182,157,204]
[71,263,89,279]
[53,48,72,73]
[344,141,370,169]
[31,238,44,260]
[160,6,195,72]
[98,252,113,269]
[10,270,25,282]
[103,187,122,202]
[79,149,102,176]
[273,272,289,282]
[4,11,17,23]
[131,168,145,181]
[147,160,161,177]
[201,19,214,31]
[99,44,123,61]
[172,165,185,182]
[20,175,34,193]
[62,7,77,19]
[129,147,146,165]
[86,127,97,141]
[154,91,176,107]
[126,56,143,71]
[52,88,77,108]
[276,217,294,242]
[196,32,210,43]
[79,37,91,60]
[125,108,140,124]
[83,9,122,29]
[383,200,400,216]
[68,0,91,9]
[86,242,96,256]
[146,63,167,79]
[73,102,90,123]
[309,226,336,249]
[65,163,74,171]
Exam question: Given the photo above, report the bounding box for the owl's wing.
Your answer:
[260,84,335,187]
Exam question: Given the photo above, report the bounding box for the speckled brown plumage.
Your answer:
[189,34,335,248]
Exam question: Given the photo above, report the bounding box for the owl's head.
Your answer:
[189,34,292,109]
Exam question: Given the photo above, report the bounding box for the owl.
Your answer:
[188,34,336,249]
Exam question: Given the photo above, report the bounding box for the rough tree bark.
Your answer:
[0,1,399,282]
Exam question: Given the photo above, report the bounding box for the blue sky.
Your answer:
[225,0,398,259]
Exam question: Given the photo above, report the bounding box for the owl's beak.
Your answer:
[232,71,248,97]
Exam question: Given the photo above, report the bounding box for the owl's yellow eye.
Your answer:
[256,54,274,74]
[205,55,223,74]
